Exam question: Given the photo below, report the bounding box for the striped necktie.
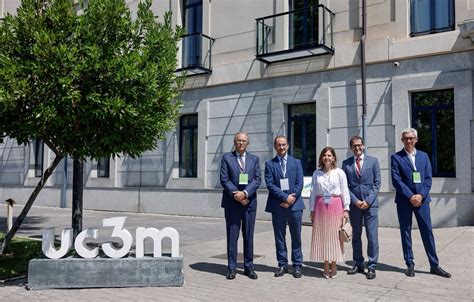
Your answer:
[238,155,245,172]
[356,157,361,177]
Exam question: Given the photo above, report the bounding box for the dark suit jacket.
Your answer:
[220,151,261,211]
[391,149,432,204]
[264,155,305,212]
[342,155,381,207]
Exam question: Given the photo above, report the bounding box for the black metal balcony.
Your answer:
[256,4,334,63]
[176,33,215,75]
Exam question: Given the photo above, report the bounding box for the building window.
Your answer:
[179,114,198,178]
[33,139,44,177]
[97,157,110,178]
[290,0,319,49]
[288,103,316,176]
[410,0,454,36]
[412,89,455,177]
[183,0,203,67]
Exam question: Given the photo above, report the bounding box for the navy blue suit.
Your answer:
[264,155,304,268]
[342,155,381,270]
[391,149,439,268]
[220,151,261,270]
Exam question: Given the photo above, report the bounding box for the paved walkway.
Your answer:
[0,206,473,301]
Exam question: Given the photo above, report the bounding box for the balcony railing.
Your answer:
[176,33,215,75]
[256,4,334,63]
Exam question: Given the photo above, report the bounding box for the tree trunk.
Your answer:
[0,154,64,254]
[72,158,83,239]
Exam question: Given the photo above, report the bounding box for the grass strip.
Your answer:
[0,232,42,280]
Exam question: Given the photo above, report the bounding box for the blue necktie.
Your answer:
[280,157,286,177]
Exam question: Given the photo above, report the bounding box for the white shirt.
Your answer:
[237,151,248,197]
[237,151,246,170]
[308,168,351,211]
[404,148,417,171]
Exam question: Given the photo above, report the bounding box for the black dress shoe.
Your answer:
[366,268,376,279]
[274,266,288,277]
[292,266,303,278]
[244,268,258,280]
[226,269,237,280]
[430,266,451,278]
[347,265,364,275]
[405,265,415,277]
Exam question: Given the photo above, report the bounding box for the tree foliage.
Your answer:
[0,0,183,159]
[0,0,183,254]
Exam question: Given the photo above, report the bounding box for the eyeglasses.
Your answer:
[352,144,363,148]
[402,137,417,141]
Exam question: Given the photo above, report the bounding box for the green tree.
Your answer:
[0,0,183,253]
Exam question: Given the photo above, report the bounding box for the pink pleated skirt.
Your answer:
[310,195,344,262]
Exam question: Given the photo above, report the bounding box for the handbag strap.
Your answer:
[342,216,349,227]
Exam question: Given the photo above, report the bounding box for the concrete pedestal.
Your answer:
[28,255,184,290]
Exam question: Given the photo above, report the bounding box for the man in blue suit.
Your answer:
[265,135,304,278]
[220,132,261,280]
[342,135,381,280]
[391,128,450,278]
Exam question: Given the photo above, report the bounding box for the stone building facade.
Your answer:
[1,0,473,226]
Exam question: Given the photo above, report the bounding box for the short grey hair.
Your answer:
[234,132,249,144]
[401,128,417,138]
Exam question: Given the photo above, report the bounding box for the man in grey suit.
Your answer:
[342,135,381,279]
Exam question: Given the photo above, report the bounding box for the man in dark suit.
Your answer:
[264,135,304,278]
[342,135,381,280]
[391,128,450,278]
[220,132,261,280]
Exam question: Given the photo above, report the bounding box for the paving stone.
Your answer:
[0,206,472,301]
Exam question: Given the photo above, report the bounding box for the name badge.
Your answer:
[323,193,331,204]
[413,171,421,183]
[239,173,249,185]
[280,178,289,191]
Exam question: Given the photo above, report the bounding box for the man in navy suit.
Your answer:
[220,132,261,280]
[391,128,450,278]
[265,135,304,278]
[342,135,381,280]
